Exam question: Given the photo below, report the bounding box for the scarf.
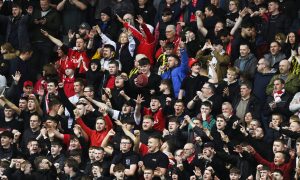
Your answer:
[273,89,285,103]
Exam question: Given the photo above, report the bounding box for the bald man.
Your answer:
[266,59,300,95]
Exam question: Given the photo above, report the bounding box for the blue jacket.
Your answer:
[161,48,189,97]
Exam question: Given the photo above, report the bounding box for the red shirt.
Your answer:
[155,35,180,59]
[63,76,75,97]
[143,107,165,132]
[55,56,69,80]
[76,115,113,147]
[105,75,115,89]
[139,143,149,157]
[124,22,156,65]
[68,49,90,74]
[254,152,294,180]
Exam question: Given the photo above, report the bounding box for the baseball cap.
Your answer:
[188,58,201,68]
[79,22,91,30]
[203,142,214,149]
[24,80,33,87]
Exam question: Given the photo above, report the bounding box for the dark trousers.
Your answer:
[30,41,53,81]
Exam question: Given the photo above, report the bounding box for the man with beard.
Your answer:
[266,59,300,96]
[263,41,286,70]
[41,29,90,74]
[74,105,113,147]
[0,3,30,50]
[99,44,121,72]
[135,95,166,132]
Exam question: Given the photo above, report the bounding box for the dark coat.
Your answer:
[232,95,261,119]
[0,14,30,50]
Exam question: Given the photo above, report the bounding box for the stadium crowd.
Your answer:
[0,0,300,179]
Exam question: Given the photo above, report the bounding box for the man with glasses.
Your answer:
[253,58,276,104]
[187,82,223,116]
[109,136,138,179]
[182,143,195,164]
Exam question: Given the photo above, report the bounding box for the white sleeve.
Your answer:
[100,33,116,50]
[127,36,136,57]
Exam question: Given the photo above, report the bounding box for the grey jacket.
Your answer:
[234,53,258,79]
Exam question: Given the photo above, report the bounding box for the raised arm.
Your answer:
[117,14,144,42]
[134,94,144,125]
[136,15,155,43]
[127,32,136,56]
[98,106,113,131]
[101,129,115,155]
[74,109,93,136]
[57,0,67,11]
[94,25,116,49]
[86,96,108,110]
[196,11,208,37]
[230,8,248,36]
[41,29,63,47]
[0,96,21,115]
[70,0,87,10]
[115,120,136,142]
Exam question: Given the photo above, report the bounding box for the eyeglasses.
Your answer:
[123,18,132,22]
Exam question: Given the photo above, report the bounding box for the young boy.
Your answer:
[154,42,175,74]
[196,101,216,131]
[250,147,295,180]
[113,164,125,180]
[63,60,76,97]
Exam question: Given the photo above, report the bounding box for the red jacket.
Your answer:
[76,115,113,147]
[63,76,75,98]
[124,22,156,65]
[143,107,165,132]
[55,56,70,80]
[254,152,294,180]
[68,49,90,74]
[155,35,180,59]
[34,77,47,95]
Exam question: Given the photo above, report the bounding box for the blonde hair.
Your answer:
[1,42,19,55]
[227,66,240,75]
[118,32,129,43]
